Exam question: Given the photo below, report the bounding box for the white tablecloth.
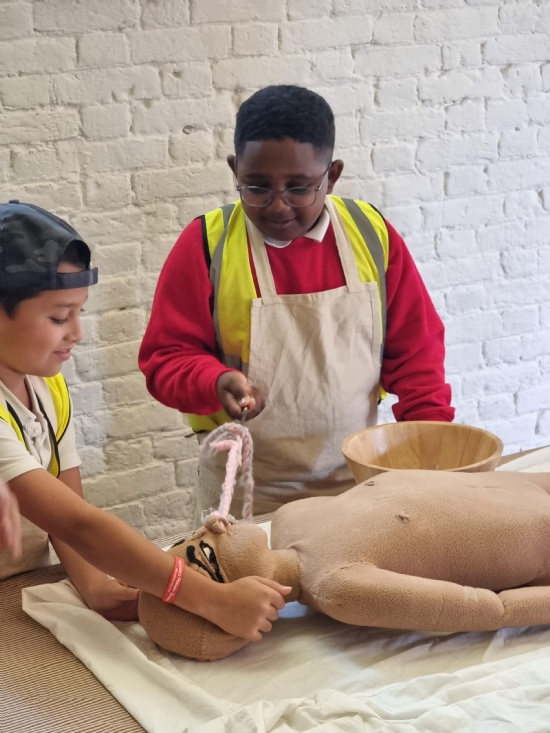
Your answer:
[23,448,550,732]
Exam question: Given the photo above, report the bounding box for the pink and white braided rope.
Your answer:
[200,421,254,529]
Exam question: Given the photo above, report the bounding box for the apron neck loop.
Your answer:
[246,198,363,303]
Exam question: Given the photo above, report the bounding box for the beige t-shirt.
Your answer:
[0,376,81,579]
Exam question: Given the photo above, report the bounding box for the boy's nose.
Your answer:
[67,319,83,344]
[266,191,292,213]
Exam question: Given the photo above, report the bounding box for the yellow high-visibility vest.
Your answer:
[189,195,389,432]
[0,374,71,477]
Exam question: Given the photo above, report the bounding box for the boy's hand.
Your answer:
[0,481,22,560]
[206,577,291,640]
[216,371,265,420]
[80,575,139,621]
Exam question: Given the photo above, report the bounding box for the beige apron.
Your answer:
[195,198,382,524]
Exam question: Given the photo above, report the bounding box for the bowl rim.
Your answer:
[341,421,504,471]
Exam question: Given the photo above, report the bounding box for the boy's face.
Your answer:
[228,139,343,242]
[0,263,88,388]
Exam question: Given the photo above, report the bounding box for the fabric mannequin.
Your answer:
[139,468,550,661]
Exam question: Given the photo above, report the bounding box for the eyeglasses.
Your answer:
[236,165,331,208]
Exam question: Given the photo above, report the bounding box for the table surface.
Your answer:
[0,448,542,733]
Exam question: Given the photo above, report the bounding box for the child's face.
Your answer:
[228,139,343,242]
[0,263,88,386]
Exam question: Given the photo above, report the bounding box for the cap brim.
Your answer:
[53,267,98,289]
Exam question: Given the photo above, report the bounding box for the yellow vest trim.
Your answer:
[189,196,389,433]
[330,197,389,333]
[205,203,256,364]
[0,374,71,476]
[0,404,25,443]
[186,409,229,434]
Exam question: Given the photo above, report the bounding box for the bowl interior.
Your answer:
[342,422,503,483]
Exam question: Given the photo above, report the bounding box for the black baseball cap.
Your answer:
[0,201,98,292]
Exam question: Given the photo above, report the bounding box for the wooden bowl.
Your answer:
[342,421,503,484]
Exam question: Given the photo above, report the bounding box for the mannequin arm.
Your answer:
[313,565,550,632]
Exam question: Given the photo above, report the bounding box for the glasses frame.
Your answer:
[235,164,332,208]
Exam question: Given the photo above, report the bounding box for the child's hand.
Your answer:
[80,575,140,621]
[0,481,22,560]
[207,576,291,640]
[216,371,265,420]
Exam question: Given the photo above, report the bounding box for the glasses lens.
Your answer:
[282,187,317,208]
[240,187,272,207]
[238,171,328,208]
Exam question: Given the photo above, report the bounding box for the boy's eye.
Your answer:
[50,318,68,325]
[246,185,310,195]
[287,186,310,196]
[247,185,270,194]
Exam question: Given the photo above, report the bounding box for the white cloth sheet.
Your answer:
[496,445,550,473]
[23,449,550,733]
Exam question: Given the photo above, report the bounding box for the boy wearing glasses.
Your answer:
[139,85,454,524]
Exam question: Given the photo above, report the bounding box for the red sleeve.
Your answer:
[138,218,232,414]
[381,219,455,422]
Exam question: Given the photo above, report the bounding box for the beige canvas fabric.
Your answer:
[195,199,381,523]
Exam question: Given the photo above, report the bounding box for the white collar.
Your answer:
[0,377,47,436]
[263,208,330,248]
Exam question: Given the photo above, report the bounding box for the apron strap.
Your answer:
[246,217,279,305]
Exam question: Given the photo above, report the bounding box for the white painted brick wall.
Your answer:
[1,0,549,540]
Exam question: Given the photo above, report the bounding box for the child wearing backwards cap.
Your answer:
[0,201,289,635]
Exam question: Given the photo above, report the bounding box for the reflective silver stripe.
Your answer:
[341,198,387,350]
[209,204,239,368]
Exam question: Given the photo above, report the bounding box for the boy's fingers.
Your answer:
[229,379,253,402]
[217,372,252,405]
[257,577,292,593]
[118,585,139,599]
[258,619,273,634]
[110,578,140,600]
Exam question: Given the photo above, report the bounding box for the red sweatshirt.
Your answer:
[139,212,454,423]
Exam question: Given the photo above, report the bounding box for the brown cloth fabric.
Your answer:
[140,469,550,661]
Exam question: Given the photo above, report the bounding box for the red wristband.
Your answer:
[162,556,185,604]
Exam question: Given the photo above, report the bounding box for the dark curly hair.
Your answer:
[234,85,335,160]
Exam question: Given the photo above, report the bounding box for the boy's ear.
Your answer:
[227,154,237,176]
[327,159,344,194]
